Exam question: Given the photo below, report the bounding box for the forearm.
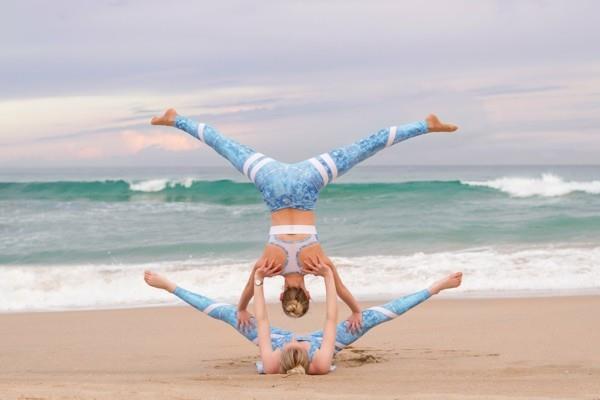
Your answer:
[253,281,269,323]
[324,273,338,322]
[237,283,254,311]
[311,275,338,373]
[251,274,278,371]
[238,266,257,310]
[338,285,361,314]
[330,265,360,313]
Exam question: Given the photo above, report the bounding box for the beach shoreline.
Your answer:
[1,296,599,399]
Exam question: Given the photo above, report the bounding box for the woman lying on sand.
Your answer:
[144,268,463,375]
[151,109,458,328]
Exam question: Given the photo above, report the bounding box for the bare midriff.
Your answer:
[271,208,316,226]
[270,208,316,241]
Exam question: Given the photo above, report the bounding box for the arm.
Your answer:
[327,261,362,332]
[237,264,258,312]
[237,247,283,330]
[302,245,362,331]
[328,261,361,314]
[304,264,338,375]
[253,269,281,374]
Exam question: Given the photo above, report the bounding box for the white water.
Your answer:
[128,177,196,192]
[463,174,600,197]
[119,174,600,198]
[2,246,599,312]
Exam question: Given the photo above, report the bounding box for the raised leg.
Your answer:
[305,114,457,187]
[144,271,258,343]
[173,286,261,343]
[151,109,273,182]
[333,272,462,351]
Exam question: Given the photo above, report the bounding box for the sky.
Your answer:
[1,0,599,167]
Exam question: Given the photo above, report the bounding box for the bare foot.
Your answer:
[144,270,177,293]
[426,114,458,133]
[428,272,463,295]
[151,108,178,126]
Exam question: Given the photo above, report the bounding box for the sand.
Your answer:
[1,296,599,400]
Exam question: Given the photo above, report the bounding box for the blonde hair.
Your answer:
[281,287,309,318]
[281,346,310,375]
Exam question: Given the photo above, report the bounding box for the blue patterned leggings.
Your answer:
[174,116,429,212]
[172,286,431,356]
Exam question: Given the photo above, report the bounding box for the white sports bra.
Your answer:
[267,234,319,275]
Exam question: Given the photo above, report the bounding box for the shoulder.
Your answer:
[307,357,331,375]
[262,348,282,374]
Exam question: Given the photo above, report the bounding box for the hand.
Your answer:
[303,261,331,277]
[301,244,334,271]
[237,309,255,333]
[254,258,282,280]
[346,312,363,333]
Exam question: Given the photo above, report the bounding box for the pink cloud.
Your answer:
[0,130,202,165]
[120,130,200,153]
[73,145,105,159]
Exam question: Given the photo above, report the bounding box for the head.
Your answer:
[280,344,310,375]
[280,286,310,318]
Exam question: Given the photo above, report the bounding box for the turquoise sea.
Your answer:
[1,165,599,311]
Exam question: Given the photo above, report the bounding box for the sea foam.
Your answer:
[128,178,196,192]
[2,246,599,312]
[463,174,600,197]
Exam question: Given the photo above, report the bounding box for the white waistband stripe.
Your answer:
[249,157,274,182]
[243,153,264,178]
[368,306,398,319]
[320,153,338,180]
[197,123,206,142]
[203,302,230,315]
[269,225,317,235]
[386,126,397,148]
[309,158,329,185]
[335,341,346,349]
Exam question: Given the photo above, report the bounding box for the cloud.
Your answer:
[0,84,305,144]
[1,1,599,166]
[73,145,105,160]
[0,129,202,165]
[120,130,200,153]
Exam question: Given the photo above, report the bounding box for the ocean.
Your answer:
[1,165,599,312]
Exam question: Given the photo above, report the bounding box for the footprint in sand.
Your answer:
[335,347,387,367]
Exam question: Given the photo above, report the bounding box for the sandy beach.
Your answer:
[1,296,599,399]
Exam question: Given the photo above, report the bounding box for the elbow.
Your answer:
[264,364,281,374]
[262,357,281,374]
[311,363,332,375]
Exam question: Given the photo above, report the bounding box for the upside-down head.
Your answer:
[280,286,310,318]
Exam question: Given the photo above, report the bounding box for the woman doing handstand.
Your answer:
[151,109,457,328]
